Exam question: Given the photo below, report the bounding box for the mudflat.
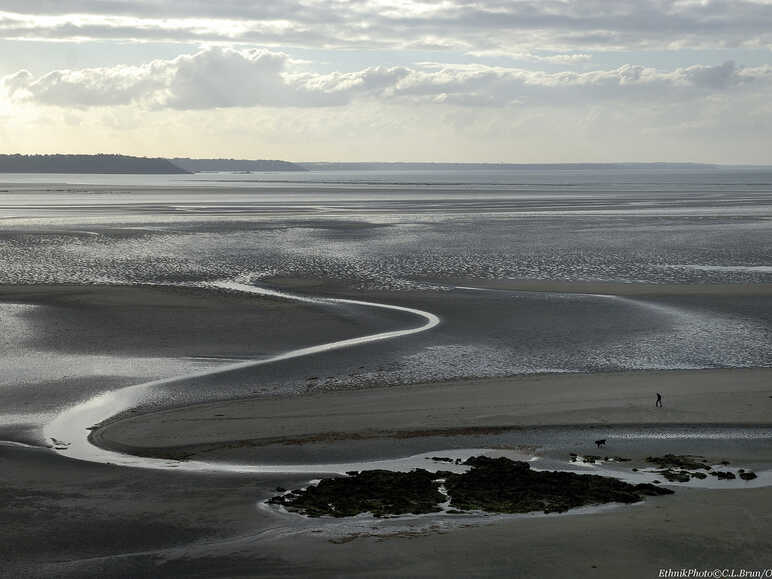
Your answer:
[3,280,771,577]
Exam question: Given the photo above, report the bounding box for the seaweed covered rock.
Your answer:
[268,468,445,518]
[710,471,737,480]
[655,469,692,483]
[270,456,674,518]
[571,454,603,464]
[569,454,629,463]
[646,455,711,470]
[446,457,672,514]
[642,455,756,483]
[653,468,709,482]
[428,457,455,463]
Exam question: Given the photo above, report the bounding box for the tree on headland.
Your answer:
[0,154,189,174]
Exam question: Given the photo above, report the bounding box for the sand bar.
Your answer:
[94,368,772,459]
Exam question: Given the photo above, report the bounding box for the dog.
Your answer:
[594,439,606,448]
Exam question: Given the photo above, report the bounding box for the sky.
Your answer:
[0,1,771,163]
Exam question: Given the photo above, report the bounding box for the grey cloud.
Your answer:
[683,60,744,89]
[1,1,771,51]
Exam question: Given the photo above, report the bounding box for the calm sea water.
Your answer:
[1,166,771,285]
[2,165,772,188]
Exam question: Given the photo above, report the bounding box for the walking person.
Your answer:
[656,392,663,407]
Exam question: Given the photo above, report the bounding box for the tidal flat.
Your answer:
[1,168,771,577]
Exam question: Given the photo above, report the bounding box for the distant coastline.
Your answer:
[170,157,306,172]
[298,162,721,171]
[0,154,732,174]
[0,154,188,174]
[0,154,307,174]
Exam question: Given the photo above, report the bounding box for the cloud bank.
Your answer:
[4,48,769,111]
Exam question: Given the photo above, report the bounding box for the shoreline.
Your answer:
[92,367,772,462]
[442,277,772,296]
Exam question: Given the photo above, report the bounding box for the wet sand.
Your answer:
[5,429,771,579]
[0,282,412,435]
[0,444,306,579]
[0,283,393,359]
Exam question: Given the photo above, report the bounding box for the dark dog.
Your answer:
[594,439,606,448]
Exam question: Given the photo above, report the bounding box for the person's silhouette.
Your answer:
[656,393,663,407]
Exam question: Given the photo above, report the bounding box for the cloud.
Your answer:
[4,65,164,107]
[161,49,289,109]
[683,59,744,89]
[3,48,324,109]
[1,1,771,52]
[4,49,770,112]
[401,60,772,107]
